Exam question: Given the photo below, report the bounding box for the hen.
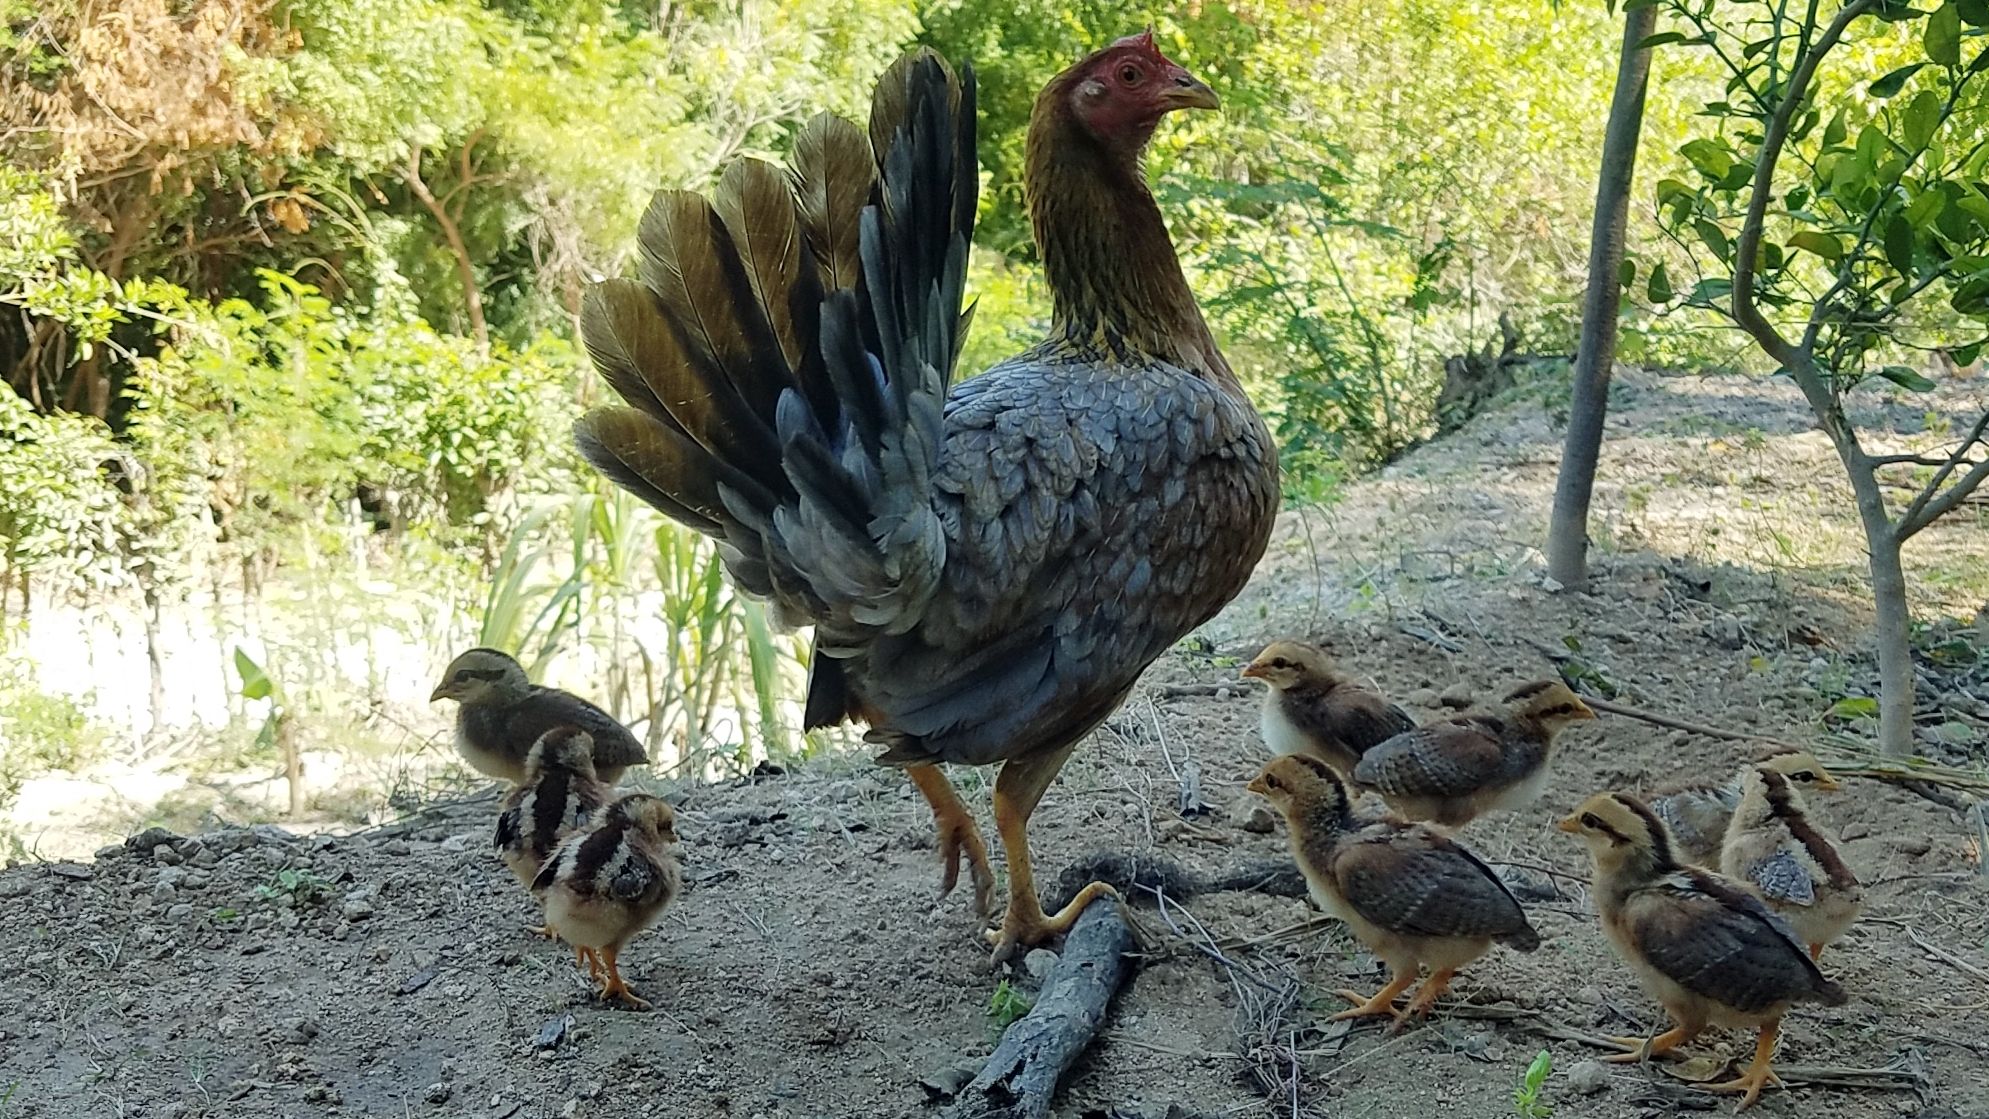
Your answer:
[572,34,1277,959]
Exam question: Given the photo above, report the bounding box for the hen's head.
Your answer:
[1048,30,1218,154]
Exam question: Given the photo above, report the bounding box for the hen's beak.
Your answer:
[1161,71,1220,112]
[1555,814,1583,834]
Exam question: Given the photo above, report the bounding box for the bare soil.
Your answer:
[3,368,1986,1119]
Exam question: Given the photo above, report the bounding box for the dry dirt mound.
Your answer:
[3,369,1986,1119]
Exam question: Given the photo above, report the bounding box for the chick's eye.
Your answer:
[1792,771,1816,781]
[1578,813,1602,830]
[1119,63,1142,84]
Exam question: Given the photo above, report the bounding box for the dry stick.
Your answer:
[1581,695,1806,750]
[1905,925,1989,985]
[941,900,1135,1119]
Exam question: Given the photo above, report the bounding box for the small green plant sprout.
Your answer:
[1513,1048,1553,1119]
[254,868,333,907]
[988,979,1033,1030]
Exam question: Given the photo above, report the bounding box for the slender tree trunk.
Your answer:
[1845,458,1917,755]
[1546,5,1658,589]
[403,148,490,352]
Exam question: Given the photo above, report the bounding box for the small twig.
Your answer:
[1905,926,1989,985]
[1153,683,1232,701]
[1398,623,1462,653]
[1581,695,1806,750]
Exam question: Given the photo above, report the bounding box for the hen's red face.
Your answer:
[1067,31,1219,148]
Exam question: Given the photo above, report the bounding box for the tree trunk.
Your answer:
[1546,5,1658,589]
[1846,460,1917,756]
[403,148,490,352]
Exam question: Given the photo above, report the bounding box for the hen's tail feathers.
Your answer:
[575,49,978,683]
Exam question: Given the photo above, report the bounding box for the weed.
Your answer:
[988,979,1033,1031]
[1512,1048,1553,1119]
[254,868,333,907]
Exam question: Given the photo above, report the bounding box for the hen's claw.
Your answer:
[986,882,1119,965]
[936,813,996,918]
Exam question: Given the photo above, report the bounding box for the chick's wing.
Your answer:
[1627,869,1837,1013]
[1334,828,1536,944]
[1353,715,1506,796]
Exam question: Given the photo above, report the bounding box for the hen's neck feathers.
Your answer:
[1025,94,1229,381]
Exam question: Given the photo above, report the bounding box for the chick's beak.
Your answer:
[1555,814,1583,834]
[1161,70,1220,112]
[1815,773,1843,792]
[428,682,451,703]
[1572,703,1598,721]
[1239,662,1268,680]
[1245,775,1270,796]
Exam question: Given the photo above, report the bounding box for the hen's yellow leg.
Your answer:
[907,764,995,917]
[987,746,1118,964]
[1703,1022,1783,1111]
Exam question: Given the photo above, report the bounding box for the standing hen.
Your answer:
[573,34,1277,960]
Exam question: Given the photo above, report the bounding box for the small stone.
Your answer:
[1438,683,1475,708]
[439,835,472,853]
[1566,1059,1611,1096]
[152,844,184,866]
[423,1082,451,1105]
[341,898,376,921]
[1021,948,1059,983]
[381,840,411,857]
[1898,836,1933,858]
[1233,803,1277,835]
[1405,688,1440,708]
[279,1017,320,1045]
[0,878,31,900]
[153,882,178,904]
[125,826,183,853]
[1540,576,1565,594]
[165,903,195,923]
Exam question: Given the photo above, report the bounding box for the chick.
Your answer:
[1559,792,1846,1110]
[534,793,682,1010]
[1649,750,1841,867]
[496,726,613,935]
[1351,680,1595,827]
[1241,641,1415,780]
[1248,754,1539,1031]
[1720,762,1862,961]
[430,647,647,785]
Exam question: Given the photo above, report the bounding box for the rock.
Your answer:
[165,904,195,923]
[341,898,376,921]
[1566,1059,1610,1096]
[0,878,31,900]
[1703,614,1746,649]
[1438,683,1475,708]
[917,1057,983,1102]
[151,844,184,866]
[279,1017,320,1045]
[1405,688,1440,708]
[439,834,472,853]
[152,882,178,904]
[126,826,183,853]
[381,840,411,857]
[423,1082,451,1105]
[1232,803,1277,835]
[1897,835,1933,858]
[1021,948,1059,983]
[49,863,93,881]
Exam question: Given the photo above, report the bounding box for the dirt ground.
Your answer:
[3,368,1986,1118]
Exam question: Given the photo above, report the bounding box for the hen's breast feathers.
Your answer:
[859,355,1276,767]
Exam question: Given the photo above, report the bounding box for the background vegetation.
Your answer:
[3,1,1982,845]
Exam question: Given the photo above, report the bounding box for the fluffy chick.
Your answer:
[1242,641,1415,780]
[1248,754,1539,1031]
[1649,750,1841,867]
[430,647,647,785]
[1720,763,1862,961]
[1560,792,1846,1110]
[534,793,682,1010]
[495,726,613,927]
[1352,680,1595,827]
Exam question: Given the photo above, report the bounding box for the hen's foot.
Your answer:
[936,813,996,918]
[985,882,1119,965]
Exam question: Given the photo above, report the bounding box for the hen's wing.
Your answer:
[1626,869,1843,1012]
[1352,715,1507,796]
[1333,826,1539,949]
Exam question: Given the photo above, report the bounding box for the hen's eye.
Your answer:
[1578,813,1602,830]
[1119,64,1142,84]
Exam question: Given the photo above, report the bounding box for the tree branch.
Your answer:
[1898,407,1989,538]
[1732,0,1875,367]
[401,145,490,352]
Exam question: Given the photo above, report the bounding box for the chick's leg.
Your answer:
[1394,966,1458,1031]
[597,944,651,1012]
[1603,1023,1699,1063]
[987,746,1119,964]
[907,764,995,917]
[1331,966,1419,1022]
[1703,1022,1782,1111]
[574,945,602,982]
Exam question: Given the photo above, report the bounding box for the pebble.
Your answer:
[279,1017,321,1045]
[440,835,472,853]
[1233,803,1277,835]
[1021,948,1059,983]
[1566,1059,1611,1095]
[165,904,195,923]
[423,1082,451,1105]
[152,844,185,866]
[0,878,30,900]
[1438,683,1475,708]
[381,840,412,857]
[341,898,376,921]
[1405,688,1440,708]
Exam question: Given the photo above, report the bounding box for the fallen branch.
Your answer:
[942,900,1135,1119]
[1580,695,1806,750]
[1047,852,1306,913]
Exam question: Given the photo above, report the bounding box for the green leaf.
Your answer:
[1964,0,1989,24]
[1619,258,1637,288]
[1885,213,1918,275]
[1636,31,1691,48]
[1826,696,1880,720]
[1789,229,1845,263]
[1928,2,1962,66]
[1695,218,1731,259]
[1646,261,1674,302]
[1871,62,1927,97]
[1877,364,1938,390]
[1822,108,1849,147]
[1681,138,1735,180]
[1955,341,1983,364]
[1907,188,1947,228]
[1905,89,1943,149]
[234,647,273,701]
